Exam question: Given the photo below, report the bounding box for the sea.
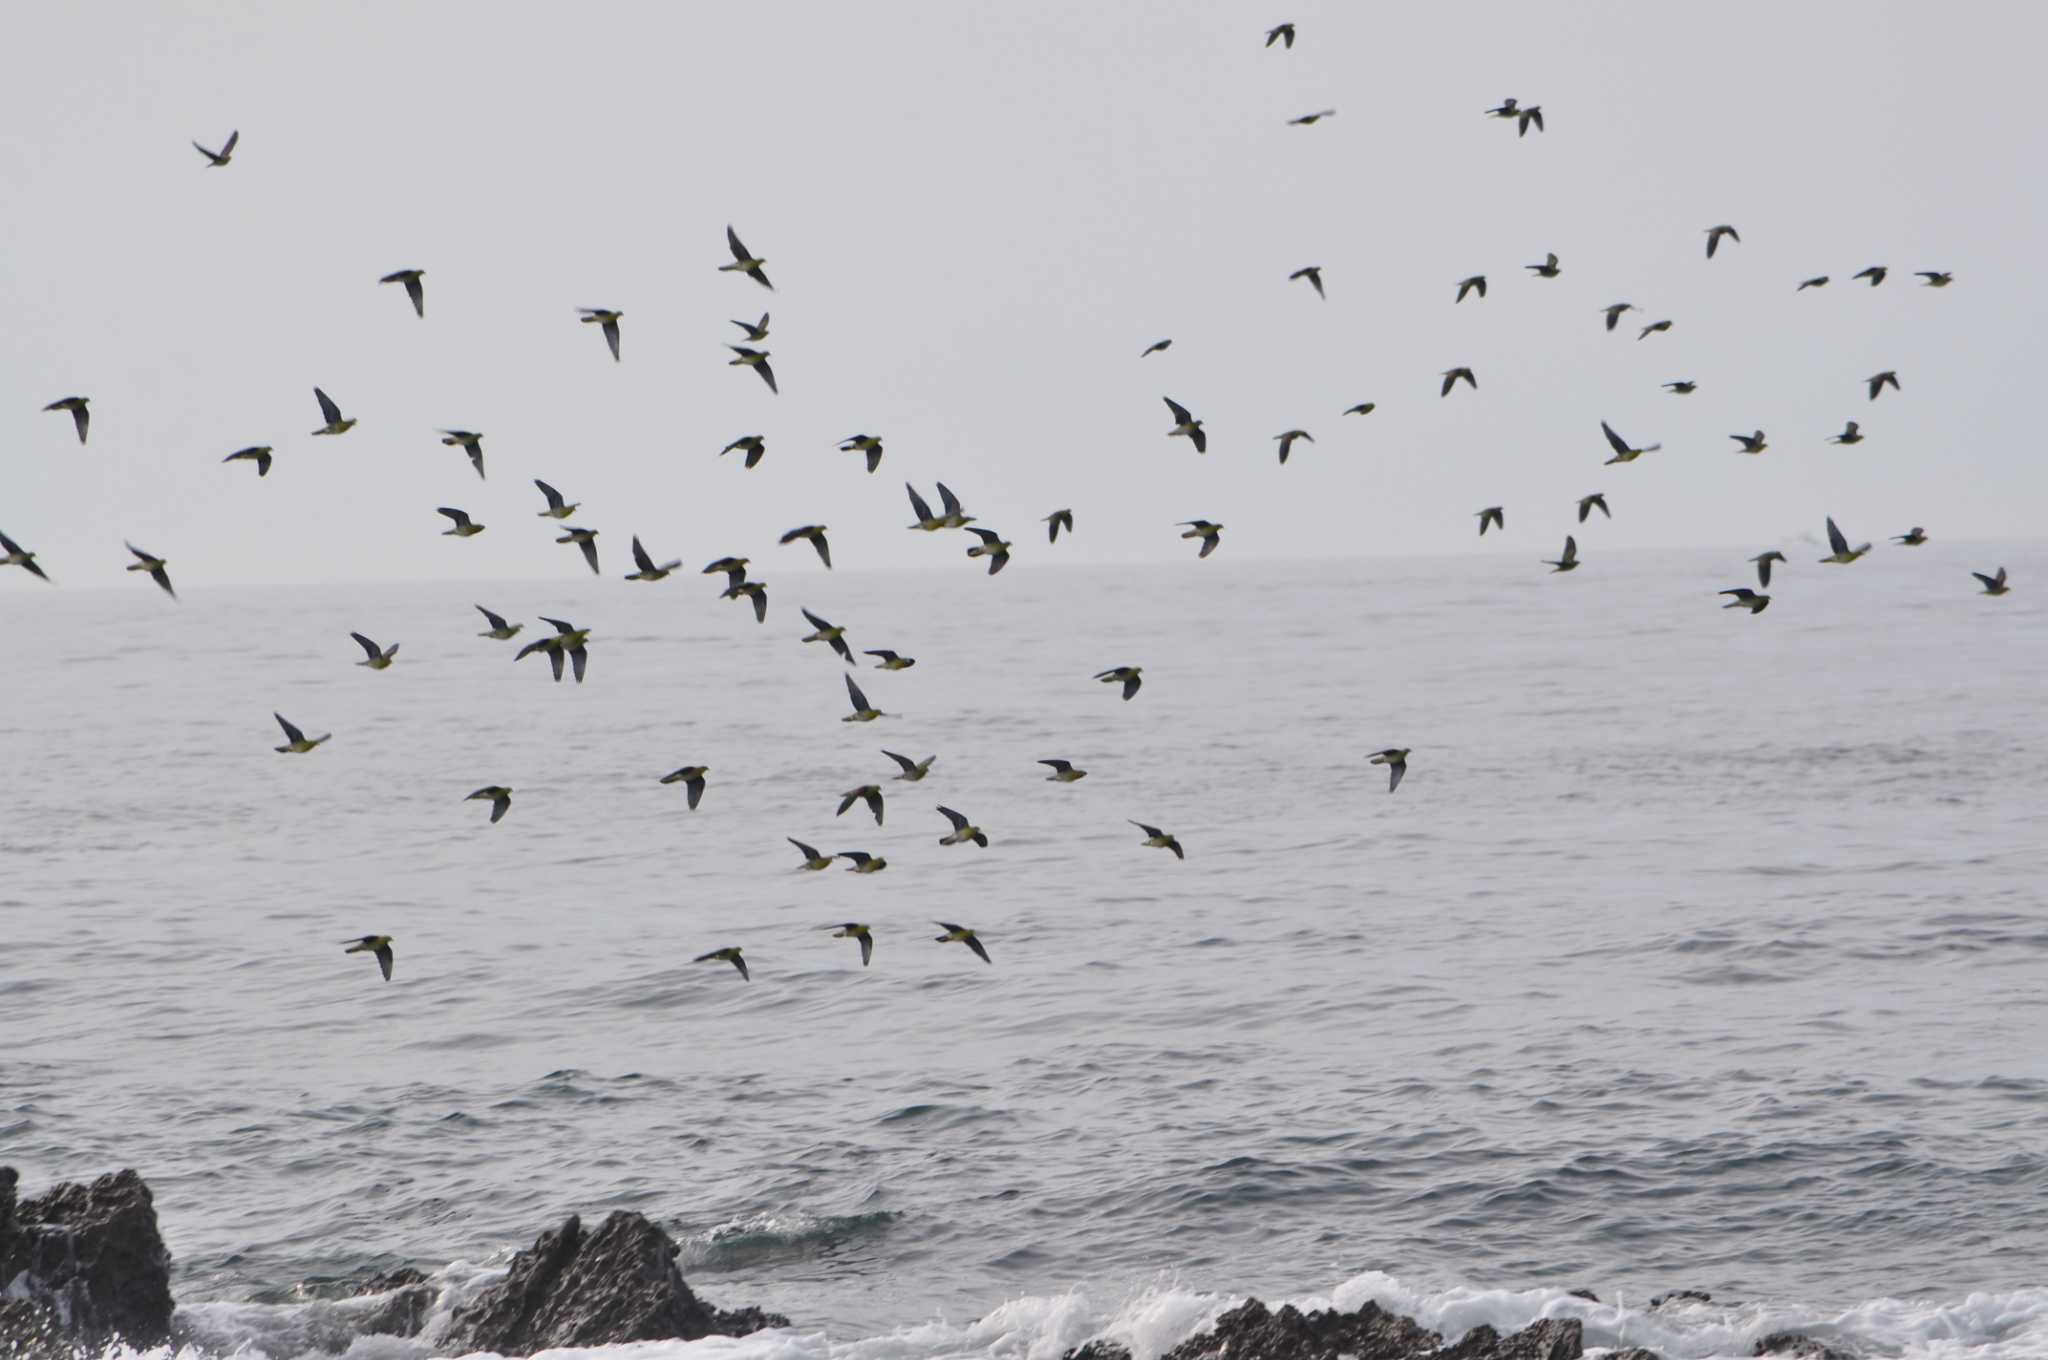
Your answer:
[4,543,2045,1360]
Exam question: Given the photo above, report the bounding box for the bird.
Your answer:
[311,388,355,436]
[1705,225,1741,258]
[935,484,975,528]
[1601,421,1660,464]
[695,947,749,982]
[380,269,425,318]
[1526,253,1561,278]
[839,851,888,874]
[1455,275,1486,303]
[440,430,486,479]
[1819,517,1871,564]
[1720,588,1770,614]
[727,580,768,623]
[905,484,946,531]
[1140,339,1172,357]
[1664,380,1697,394]
[343,935,393,982]
[578,308,623,360]
[1179,521,1223,558]
[515,616,591,683]
[789,838,836,871]
[722,435,767,468]
[1274,430,1313,465]
[44,397,90,444]
[1829,421,1864,445]
[273,713,330,753]
[1751,551,1786,587]
[704,556,751,590]
[1515,105,1544,135]
[1600,303,1637,332]
[780,524,832,568]
[659,765,709,810]
[837,784,885,825]
[223,446,273,476]
[829,923,875,966]
[934,923,992,964]
[964,527,1012,575]
[1129,821,1184,860]
[555,526,600,575]
[1045,509,1074,542]
[1867,371,1901,400]
[728,346,778,393]
[883,750,935,780]
[1475,507,1504,536]
[721,226,773,289]
[867,650,916,671]
[438,507,485,537]
[466,786,513,824]
[1485,98,1522,120]
[1637,320,1673,340]
[0,530,52,583]
[731,312,770,342]
[123,543,176,599]
[1163,397,1206,453]
[1441,367,1477,396]
[1368,748,1410,793]
[840,434,885,473]
[1893,527,1928,546]
[1917,271,1954,287]
[1730,431,1768,454]
[801,608,854,663]
[1853,266,1888,287]
[1265,21,1295,47]
[1040,759,1087,783]
[842,674,887,723]
[476,605,523,640]
[1577,493,1610,523]
[1096,666,1143,701]
[1545,536,1581,572]
[1973,567,2011,596]
[1290,266,1326,299]
[1343,402,1377,417]
[192,130,239,166]
[1288,109,1336,125]
[351,632,399,670]
[534,480,579,520]
[937,806,988,848]
[1797,276,1830,291]
[625,536,682,581]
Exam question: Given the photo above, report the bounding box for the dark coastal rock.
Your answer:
[1649,1290,1713,1309]
[1437,1318,1583,1360]
[0,1167,175,1354]
[1606,1351,1664,1360]
[1752,1333,1852,1360]
[1162,1298,1442,1360]
[352,1266,433,1338]
[1061,1342,1134,1360]
[441,1210,787,1357]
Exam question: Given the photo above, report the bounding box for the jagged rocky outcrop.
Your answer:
[351,1266,433,1338]
[440,1209,787,1356]
[1751,1334,1852,1360]
[1153,1296,1587,1360]
[0,1168,175,1356]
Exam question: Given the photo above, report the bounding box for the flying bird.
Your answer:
[704,556,750,589]
[555,526,601,575]
[789,839,836,871]
[837,784,885,825]
[1867,371,1900,400]
[534,480,579,519]
[1719,588,1770,614]
[475,605,523,640]
[695,947,749,981]
[1829,421,1864,445]
[311,388,355,436]
[840,433,885,473]
[727,580,768,623]
[192,130,239,166]
[1853,266,1887,287]
[626,536,682,581]
[1096,666,1143,700]
[1441,366,1476,396]
[1485,98,1523,120]
[1141,339,1173,357]
[1601,421,1660,464]
[866,650,916,671]
[935,484,974,528]
[780,524,832,568]
[1129,821,1184,860]
[380,269,425,317]
[731,312,770,342]
[1040,759,1087,782]
[223,445,273,476]
[1730,430,1768,454]
[1973,567,2010,596]
[1705,225,1740,258]
[1274,430,1313,464]
[350,632,399,670]
[721,226,773,290]
[1664,381,1697,395]
[728,346,778,393]
[343,935,393,981]
[45,396,90,444]
[838,851,888,874]
[1917,271,1953,287]
[1893,527,1928,546]
[722,435,767,468]
[1290,266,1326,299]
[1265,22,1295,47]
[1368,748,1410,793]
[829,923,874,966]
[1288,110,1336,125]
[842,674,887,723]
[1045,508,1074,542]
[1818,517,1871,564]
[438,507,484,537]
[1797,275,1830,290]
[801,608,854,663]
[883,750,934,780]
[1637,320,1672,340]
[466,786,513,824]
[906,484,946,531]
[578,308,623,360]
[440,430,486,479]
[1475,506,1504,536]
[1527,253,1561,278]
[1455,275,1486,303]
[937,806,989,848]
[660,765,709,810]
[1,530,52,583]
[123,543,176,599]
[1577,493,1610,523]
[934,922,992,964]
[964,527,1012,575]
[273,712,330,754]
[1545,536,1581,572]
[515,616,592,683]
[1515,105,1544,135]
[1342,401,1376,416]
[1751,551,1786,587]
[1179,520,1223,558]
[1163,397,1206,453]
[1600,303,1637,332]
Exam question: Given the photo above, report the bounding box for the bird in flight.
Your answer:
[516,617,592,683]
[728,346,778,393]
[311,388,355,436]
[1096,666,1143,701]
[1829,421,1864,445]
[695,947,749,981]
[731,312,770,342]
[1705,224,1740,258]
[440,430,486,479]
[1719,588,1770,614]
[842,674,887,723]
[1475,506,1504,536]
[841,433,885,473]
[1917,271,1954,287]
[1600,303,1636,332]
[906,484,947,531]
[1454,275,1488,303]
[1730,430,1768,455]
[1867,371,1900,400]
[1601,421,1659,464]
[722,435,767,468]
[789,839,836,871]
[1288,109,1336,125]
[1140,338,1173,357]
[192,130,239,167]
[344,935,393,982]
[1040,759,1087,783]
[123,543,176,599]
[1577,493,1610,523]
[1,530,52,583]
[1853,266,1888,287]
[1179,520,1223,558]
[1129,821,1185,860]
[1343,401,1376,416]
[351,632,400,670]
[660,765,709,810]
[1818,517,1871,564]
[727,579,768,623]
[1368,748,1410,793]
[1441,367,1476,396]
[829,923,875,967]
[1751,551,1786,588]
[1973,567,2010,596]
[273,713,330,753]
[1664,381,1697,395]
[626,536,682,581]
[867,650,916,673]
[1163,397,1206,453]
[578,308,624,360]
[1797,276,1830,291]
[837,784,885,825]
[964,527,1012,575]
[801,608,854,663]
[556,526,601,575]
[1045,508,1074,542]
[45,396,90,444]
[466,786,513,824]
[438,507,485,537]
[704,556,750,591]
[780,524,832,568]
[380,269,425,318]
[934,923,992,964]
[1638,320,1673,340]
[534,480,579,519]
[1545,536,1581,573]
[838,850,888,874]
[1526,253,1561,278]
[475,606,522,640]
[721,226,773,289]
[1290,266,1326,299]
[1265,22,1295,47]
[1893,527,1928,546]
[1274,430,1313,464]
[223,446,273,476]
[883,750,934,780]
[937,806,989,848]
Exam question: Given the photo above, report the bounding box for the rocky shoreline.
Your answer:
[3,1167,1853,1360]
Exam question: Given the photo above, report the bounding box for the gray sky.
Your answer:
[2,0,2041,589]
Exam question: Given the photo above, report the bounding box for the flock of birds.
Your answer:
[4,26,2014,988]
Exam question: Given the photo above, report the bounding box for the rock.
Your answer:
[1438,1318,1583,1360]
[1162,1297,1441,1360]
[1606,1351,1664,1360]
[441,1210,787,1356]
[1061,1343,1133,1360]
[1649,1290,1712,1309]
[1751,1333,1852,1360]
[352,1266,432,1338]
[0,1167,175,1353]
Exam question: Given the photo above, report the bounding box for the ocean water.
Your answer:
[4,542,2046,1360]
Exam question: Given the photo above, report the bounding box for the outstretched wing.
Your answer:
[275,712,305,743]
[1826,517,1849,556]
[938,806,969,833]
[845,673,872,712]
[1163,396,1193,425]
[906,484,934,522]
[315,387,342,424]
[1600,421,1631,457]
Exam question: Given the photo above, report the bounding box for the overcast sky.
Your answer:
[2,0,2040,590]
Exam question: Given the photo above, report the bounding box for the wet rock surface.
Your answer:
[0,1167,175,1354]
[1155,1296,1585,1360]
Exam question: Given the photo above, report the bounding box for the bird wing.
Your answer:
[845,674,871,711]
[221,129,239,156]
[631,536,655,573]
[569,645,588,683]
[883,750,916,772]
[938,806,969,832]
[859,934,873,966]
[1973,572,2000,590]
[374,943,393,981]
[726,225,750,262]
[275,712,305,743]
[601,318,621,359]
[535,480,565,511]
[577,535,600,575]
[966,936,991,965]
[1040,760,1070,772]
[906,484,934,521]
[438,507,470,527]
[966,527,1000,545]
[1130,820,1162,837]
[686,776,705,810]
[812,534,832,568]
[315,388,342,424]
[1388,763,1406,794]
[1826,517,1849,555]
[1600,421,1631,456]
[351,632,382,660]
[756,358,778,393]
[937,482,965,516]
[1563,536,1578,563]
[1164,396,1193,425]
[789,838,820,860]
